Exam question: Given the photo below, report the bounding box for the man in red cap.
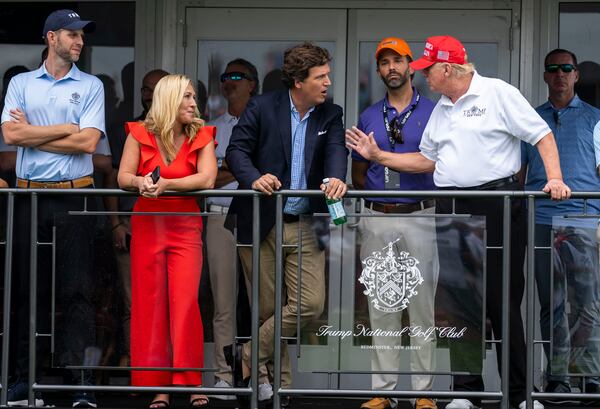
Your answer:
[352,37,438,409]
[347,35,570,409]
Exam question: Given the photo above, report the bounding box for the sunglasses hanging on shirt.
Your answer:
[553,111,561,127]
[545,64,576,73]
[220,71,251,82]
[382,92,420,148]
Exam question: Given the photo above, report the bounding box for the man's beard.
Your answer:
[381,69,409,90]
[55,42,79,63]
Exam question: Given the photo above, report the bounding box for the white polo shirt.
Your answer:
[419,71,550,187]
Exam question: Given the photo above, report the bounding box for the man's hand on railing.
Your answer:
[543,178,571,201]
[251,173,282,195]
[320,177,347,200]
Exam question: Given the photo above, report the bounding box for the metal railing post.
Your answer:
[526,196,536,409]
[273,194,284,409]
[28,192,38,407]
[250,194,260,409]
[3,187,597,405]
[1,193,15,406]
[501,195,511,409]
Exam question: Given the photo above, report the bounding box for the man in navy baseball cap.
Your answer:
[42,9,96,38]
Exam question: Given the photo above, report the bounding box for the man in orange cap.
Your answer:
[347,35,570,409]
[353,37,438,409]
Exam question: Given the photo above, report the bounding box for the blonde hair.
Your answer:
[144,74,205,162]
[450,62,476,78]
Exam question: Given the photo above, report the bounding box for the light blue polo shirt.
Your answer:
[522,95,600,225]
[1,63,105,181]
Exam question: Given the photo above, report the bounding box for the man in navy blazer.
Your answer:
[225,42,348,406]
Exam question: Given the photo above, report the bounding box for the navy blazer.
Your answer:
[225,89,348,244]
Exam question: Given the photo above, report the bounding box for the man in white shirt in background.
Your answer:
[206,58,275,402]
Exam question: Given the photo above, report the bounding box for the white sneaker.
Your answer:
[208,379,236,400]
[7,398,44,407]
[445,399,478,409]
[258,382,274,401]
[518,400,544,409]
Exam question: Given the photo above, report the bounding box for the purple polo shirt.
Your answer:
[353,89,436,203]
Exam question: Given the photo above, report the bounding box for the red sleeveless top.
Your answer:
[125,121,216,212]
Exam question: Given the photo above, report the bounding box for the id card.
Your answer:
[384,166,400,189]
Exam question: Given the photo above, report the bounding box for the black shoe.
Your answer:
[582,383,600,407]
[73,392,98,408]
[543,381,579,406]
[223,343,250,409]
[7,379,44,407]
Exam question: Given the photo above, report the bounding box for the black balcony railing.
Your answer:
[1,188,599,409]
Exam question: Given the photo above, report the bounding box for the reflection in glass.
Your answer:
[550,217,600,379]
[299,214,486,377]
[559,4,600,108]
[197,41,335,121]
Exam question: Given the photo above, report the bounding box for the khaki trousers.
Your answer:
[206,214,238,384]
[358,205,439,394]
[238,219,325,388]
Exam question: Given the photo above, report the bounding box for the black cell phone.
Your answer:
[151,165,160,183]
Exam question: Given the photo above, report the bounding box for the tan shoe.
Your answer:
[415,397,437,409]
[361,397,392,409]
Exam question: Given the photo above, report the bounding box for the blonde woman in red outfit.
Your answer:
[118,74,217,408]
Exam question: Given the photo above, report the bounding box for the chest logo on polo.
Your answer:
[359,238,423,313]
[70,92,81,105]
[463,105,486,117]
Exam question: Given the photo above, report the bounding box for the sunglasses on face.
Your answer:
[220,72,250,82]
[545,64,576,73]
[390,118,404,144]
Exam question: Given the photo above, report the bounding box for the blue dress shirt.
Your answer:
[284,92,314,215]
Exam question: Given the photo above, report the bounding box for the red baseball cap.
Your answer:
[410,35,467,70]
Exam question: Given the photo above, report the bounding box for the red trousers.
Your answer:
[130,198,204,386]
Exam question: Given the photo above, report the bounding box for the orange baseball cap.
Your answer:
[410,35,467,70]
[375,37,413,60]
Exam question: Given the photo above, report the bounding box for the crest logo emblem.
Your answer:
[358,239,423,313]
[70,92,81,105]
[463,105,486,117]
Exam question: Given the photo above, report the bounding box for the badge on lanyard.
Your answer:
[382,93,420,190]
[384,166,401,189]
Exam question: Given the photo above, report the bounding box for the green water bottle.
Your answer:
[323,178,347,225]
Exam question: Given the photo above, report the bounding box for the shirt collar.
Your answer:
[540,94,582,112]
[223,110,238,122]
[35,62,81,81]
[383,87,419,113]
[439,70,481,106]
[289,90,315,120]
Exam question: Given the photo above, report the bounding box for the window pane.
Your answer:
[559,3,600,107]
[196,40,335,121]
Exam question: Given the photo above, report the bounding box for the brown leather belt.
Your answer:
[365,199,435,214]
[17,175,94,189]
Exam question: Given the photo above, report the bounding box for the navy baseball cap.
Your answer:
[42,9,96,38]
